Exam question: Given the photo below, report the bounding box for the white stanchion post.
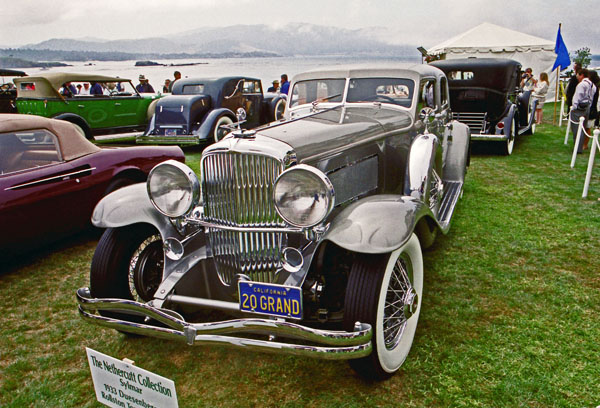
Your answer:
[564,107,571,145]
[570,116,585,168]
[582,129,599,198]
[559,98,565,127]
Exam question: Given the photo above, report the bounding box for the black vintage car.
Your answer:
[0,69,27,113]
[77,65,470,380]
[138,76,286,145]
[431,58,536,155]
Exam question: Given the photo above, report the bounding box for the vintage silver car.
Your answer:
[76,65,470,379]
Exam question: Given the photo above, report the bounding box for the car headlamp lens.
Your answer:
[147,160,199,217]
[274,165,334,227]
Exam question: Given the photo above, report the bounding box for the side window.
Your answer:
[418,79,437,110]
[243,80,262,94]
[0,129,62,175]
[440,77,449,108]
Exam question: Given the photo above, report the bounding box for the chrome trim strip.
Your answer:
[77,287,372,360]
[5,167,96,191]
[137,135,200,145]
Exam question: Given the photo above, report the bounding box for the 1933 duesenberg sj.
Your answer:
[76,65,470,379]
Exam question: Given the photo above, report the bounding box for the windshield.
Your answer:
[290,79,345,107]
[347,77,414,108]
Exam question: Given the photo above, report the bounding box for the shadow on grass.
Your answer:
[0,228,100,276]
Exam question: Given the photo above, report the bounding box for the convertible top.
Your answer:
[430,58,521,93]
[0,114,100,161]
[13,73,132,98]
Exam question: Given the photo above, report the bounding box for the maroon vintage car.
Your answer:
[0,114,184,258]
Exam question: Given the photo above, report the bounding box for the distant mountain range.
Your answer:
[17,23,417,58]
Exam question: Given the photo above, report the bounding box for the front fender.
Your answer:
[91,183,177,239]
[323,194,433,254]
[195,108,235,140]
[404,133,438,201]
[443,120,470,182]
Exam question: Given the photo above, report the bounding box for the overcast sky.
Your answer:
[2,0,599,54]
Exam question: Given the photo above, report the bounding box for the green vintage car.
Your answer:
[14,73,160,140]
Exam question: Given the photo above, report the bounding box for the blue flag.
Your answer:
[552,26,570,71]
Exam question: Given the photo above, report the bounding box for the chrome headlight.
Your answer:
[274,164,334,227]
[147,160,200,217]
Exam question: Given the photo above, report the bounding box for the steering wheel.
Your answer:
[364,94,397,104]
[0,83,11,94]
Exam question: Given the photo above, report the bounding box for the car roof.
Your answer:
[0,69,27,77]
[430,58,522,92]
[171,76,261,94]
[292,64,444,83]
[0,114,100,161]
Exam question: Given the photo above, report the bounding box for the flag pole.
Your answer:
[553,23,561,125]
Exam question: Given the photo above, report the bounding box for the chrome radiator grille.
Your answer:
[201,152,286,285]
[453,112,487,134]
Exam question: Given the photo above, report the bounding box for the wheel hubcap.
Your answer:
[129,235,163,302]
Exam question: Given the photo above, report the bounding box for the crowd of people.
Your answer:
[58,71,293,98]
[566,63,599,153]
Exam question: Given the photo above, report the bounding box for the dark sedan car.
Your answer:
[431,58,536,155]
[0,69,27,113]
[0,114,184,258]
[138,76,286,145]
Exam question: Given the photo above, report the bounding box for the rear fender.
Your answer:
[91,183,177,239]
[443,120,470,182]
[195,108,235,140]
[323,194,434,254]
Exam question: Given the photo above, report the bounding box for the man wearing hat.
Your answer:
[267,80,280,93]
[136,74,155,93]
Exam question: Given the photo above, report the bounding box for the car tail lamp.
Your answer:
[147,160,200,217]
[274,165,334,227]
[496,122,505,129]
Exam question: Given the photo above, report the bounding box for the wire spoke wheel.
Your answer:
[344,233,423,379]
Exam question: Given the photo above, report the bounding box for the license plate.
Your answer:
[238,281,302,320]
[165,128,177,136]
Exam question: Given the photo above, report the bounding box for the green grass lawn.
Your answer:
[1,104,599,407]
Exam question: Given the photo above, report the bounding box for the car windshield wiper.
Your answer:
[312,93,342,108]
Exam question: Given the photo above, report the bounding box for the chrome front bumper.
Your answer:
[76,288,372,360]
[136,135,203,145]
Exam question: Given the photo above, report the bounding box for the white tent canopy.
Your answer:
[428,22,559,100]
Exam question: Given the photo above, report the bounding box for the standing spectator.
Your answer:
[280,74,290,95]
[60,82,77,97]
[267,80,279,93]
[168,71,181,92]
[90,82,103,95]
[136,75,155,93]
[79,83,91,95]
[520,68,536,91]
[570,68,596,153]
[76,84,82,94]
[585,70,599,150]
[163,79,171,93]
[565,62,582,109]
[532,72,549,124]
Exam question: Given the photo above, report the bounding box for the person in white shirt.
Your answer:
[532,72,549,124]
[79,82,91,95]
[570,68,597,153]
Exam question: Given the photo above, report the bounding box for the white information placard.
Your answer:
[86,347,178,408]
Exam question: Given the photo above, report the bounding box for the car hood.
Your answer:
[255,105,412,163]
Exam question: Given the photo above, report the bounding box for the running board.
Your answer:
[438,181,463,230]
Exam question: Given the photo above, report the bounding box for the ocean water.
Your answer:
[24,55,421,92]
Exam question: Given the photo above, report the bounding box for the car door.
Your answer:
[0,129,95,253]
[242,79,263,128]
